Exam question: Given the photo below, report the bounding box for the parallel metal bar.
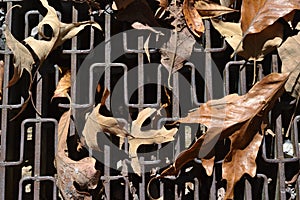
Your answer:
[18,176,57,200]
[244,179,252,200]
[0,118,57,166]
[104,145,111,199]
[105,12,111,109]
[276,114,286,200]
[138,36,144,111]
[70,6,78,137]
[0,3,12,199]
[33,73,42,200]
[257,174,269,200]
[204,20,212,101]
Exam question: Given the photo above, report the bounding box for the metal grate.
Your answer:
[0,1,299,200]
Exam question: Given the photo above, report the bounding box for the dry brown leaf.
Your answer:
[82,103,129,151]
[0,61,4,101]
[126,108,178,176]
[241,0,300,35]
[3,6,35,86]
[278,31,300,98]
[158,0,169,9]
[222,132,263,199]
[201,156,215,176]
[52,70,71,99]
[286,169,300,185]
[194,0,236,18]
[159,73,288,199]
[160,27,196,73]
[55,110,100,199]
[211,19,283,60]
[183,0,204,37]
[5,0,101,86]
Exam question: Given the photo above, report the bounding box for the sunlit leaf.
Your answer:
[158,73,288,199]
[52,70,71,100]
[278,31,300,98]
[55,110,100,199]
[211,19,283,60]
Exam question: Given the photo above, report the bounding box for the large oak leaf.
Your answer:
[158,73,288,199]
[241,0,300,35]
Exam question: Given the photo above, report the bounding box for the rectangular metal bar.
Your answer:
[204,20,212,101]
[138,36,144,111]
[33,73,42,200]
[0,3,12,199]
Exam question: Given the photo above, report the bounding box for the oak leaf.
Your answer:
[4,0,102,85]
[126,108,178,176]
[158,73,288,199]
[82,103,128,151]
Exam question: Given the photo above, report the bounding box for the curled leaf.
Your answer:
[3,6,35,86]
[5,0,102,85]
[194,0,236,18]
[159,73,288,199]
[55,110,100,199]
[183,0,204,37]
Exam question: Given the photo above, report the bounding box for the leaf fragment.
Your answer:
[5,0,102,86]
[183,0,204,37]
[278,31,300,98]
[160,27,196,73]
[194,0,236,18]
[222,132,263,199]
[52,70,71,100]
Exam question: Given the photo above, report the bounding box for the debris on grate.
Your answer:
[283,139,294,157]
[217,187,225,200]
